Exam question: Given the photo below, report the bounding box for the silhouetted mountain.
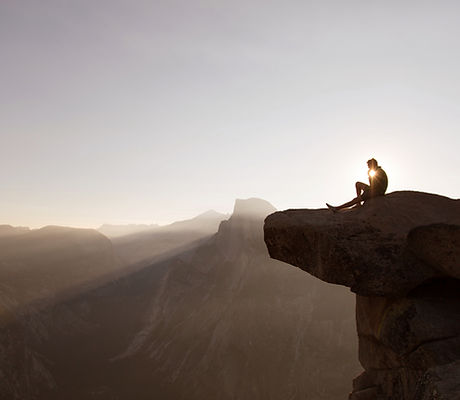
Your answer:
[0,225,120,400]
[106,198,359,400]
[0,200,359,400]
[0,225,119,307]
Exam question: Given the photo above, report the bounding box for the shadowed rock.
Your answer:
[408,223,460,279]
[264,191,460,297]
[264,191,460,400]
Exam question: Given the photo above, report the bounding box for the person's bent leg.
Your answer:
[326,182,369,211]
[355,182,368,197]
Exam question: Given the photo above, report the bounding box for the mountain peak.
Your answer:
[232,198,276,219]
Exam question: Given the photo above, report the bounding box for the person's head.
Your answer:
[367,158,378,169]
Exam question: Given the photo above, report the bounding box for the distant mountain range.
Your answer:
[98,210,229,238]
[0,199,359,400]
[0,225,118,307]
[106,209,229,267]
[98,223,160,238]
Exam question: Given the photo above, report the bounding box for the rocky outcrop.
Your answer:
[264,191,460,400]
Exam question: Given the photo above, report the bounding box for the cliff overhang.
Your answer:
[264,191,460,400]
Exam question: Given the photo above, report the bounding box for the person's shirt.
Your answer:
[369,166,388,196]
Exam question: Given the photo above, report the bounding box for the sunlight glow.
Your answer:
[369,169,376,178]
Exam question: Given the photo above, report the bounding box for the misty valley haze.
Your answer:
[0,198,359,400]
[2,1,460,398]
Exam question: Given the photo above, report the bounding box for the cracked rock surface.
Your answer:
[264,191,460,400]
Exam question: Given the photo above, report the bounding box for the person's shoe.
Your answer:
[326,203,338,212]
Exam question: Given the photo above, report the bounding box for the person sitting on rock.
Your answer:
[326,158,388,212]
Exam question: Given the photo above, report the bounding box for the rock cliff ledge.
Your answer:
[264,191,460,400]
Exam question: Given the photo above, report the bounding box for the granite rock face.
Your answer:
[264,191,460,400]
[0,199,359,400]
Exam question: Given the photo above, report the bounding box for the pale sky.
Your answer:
[1,0,459,228]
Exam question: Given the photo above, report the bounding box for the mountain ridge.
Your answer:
[0,197,359,400]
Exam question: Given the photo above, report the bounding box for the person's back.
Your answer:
[370,166,388,197]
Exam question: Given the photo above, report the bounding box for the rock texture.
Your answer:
[264,191,460,400]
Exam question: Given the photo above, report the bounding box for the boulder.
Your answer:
[264,191,460,297]
[264,191,460,399]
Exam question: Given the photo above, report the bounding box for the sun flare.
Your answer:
[369,169,376,177]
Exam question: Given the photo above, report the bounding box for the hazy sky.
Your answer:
[2,0,459,228]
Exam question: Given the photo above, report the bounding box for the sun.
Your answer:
[369,169,376,178]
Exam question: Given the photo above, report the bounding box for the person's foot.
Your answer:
[326,203,338,212]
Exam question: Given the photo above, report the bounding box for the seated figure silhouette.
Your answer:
[326,158,388,212]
